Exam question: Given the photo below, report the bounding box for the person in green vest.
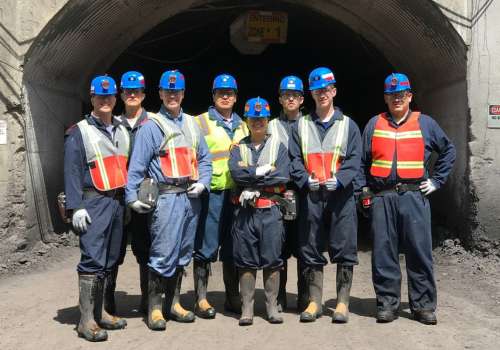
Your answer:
[193,74,249,318]
[268,75,307,312]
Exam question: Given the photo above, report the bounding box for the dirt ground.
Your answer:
[0,243,499,350]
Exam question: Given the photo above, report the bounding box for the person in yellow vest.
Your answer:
[289,67,362,323]
[64,75,128,341]
[125,70,212,330]
[193,74,248,318]
[357,73,456,324]
[229,97,290,326]
[268,75,306,312]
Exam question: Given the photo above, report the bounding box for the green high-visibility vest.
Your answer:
[195,112,249,190]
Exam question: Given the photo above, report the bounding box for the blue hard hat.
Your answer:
[90,75,117,95]
[244,97,271,118]
[213,74,237,91]
[279,75,304,93]
[120,71,145,89]
[159,70,185,90]
[384,73,411,93]
[308,67,336,91]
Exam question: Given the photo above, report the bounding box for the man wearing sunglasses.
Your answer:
[103,71,152,316]
[268,75,306,312]
[289,67,362,323]
[358,73,456,325]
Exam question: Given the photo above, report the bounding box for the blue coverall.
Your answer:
[194,106,245,263]
[64,114,125,276]
[358,111,456,313]
[125,106,212,278]
[228,137,290,269]
[289,108,362,267]
[117,108,150,266]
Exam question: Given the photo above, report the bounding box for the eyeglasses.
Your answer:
[214,89,236,98]
[280,91,303,99]
[122,88,143,95]
[385,91,409,100]
[311,85,335,96]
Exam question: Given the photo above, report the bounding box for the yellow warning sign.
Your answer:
[246,11,288,44]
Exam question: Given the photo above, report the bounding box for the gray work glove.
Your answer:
[308,175,320,191]
[130,200,152,214]
[72,209,91,233]
[420,179,437,196]
[239,189,260,206]
[187,182,205,198]
[325,176,338,191]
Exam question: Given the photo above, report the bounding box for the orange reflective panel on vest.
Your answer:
[77,119,130,191]
[370,112,425,179]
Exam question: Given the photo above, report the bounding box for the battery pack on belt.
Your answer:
[375,182,421,196]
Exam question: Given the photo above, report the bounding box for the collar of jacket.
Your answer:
[208,106,242,130]
[159,105,183,121]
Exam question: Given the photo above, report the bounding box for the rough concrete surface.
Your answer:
[0,244,499,350]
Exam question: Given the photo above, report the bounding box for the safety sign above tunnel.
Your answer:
[488,105,500,128]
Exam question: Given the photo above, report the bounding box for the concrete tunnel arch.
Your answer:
[22,0,468,241]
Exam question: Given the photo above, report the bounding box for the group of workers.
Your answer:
[63,66,456,342]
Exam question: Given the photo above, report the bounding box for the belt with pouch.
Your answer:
[158,182,190,194]
[374,182,421,196]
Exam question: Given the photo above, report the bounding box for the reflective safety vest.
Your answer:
[149,113,201,181]
[195,112,249,190]
[238,136,284,208]
[298,114,350,183]
[370,112,425,179]
[77,119,130,191]
[268,118,291,149]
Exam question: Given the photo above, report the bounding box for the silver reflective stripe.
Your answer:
[239,135,280,166]
[268,118,289,148]
[148,113,200,153]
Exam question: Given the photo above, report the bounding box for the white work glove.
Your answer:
[187,182,205,198]
[130,200,152,214]
[325,176,338,191]
[256,164,274,177]
[308,176,320,191]
[72,209,91,233]
[420,179,438,196]
[239,189,260,206]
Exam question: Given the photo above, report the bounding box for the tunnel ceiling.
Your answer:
[24,0,467,97]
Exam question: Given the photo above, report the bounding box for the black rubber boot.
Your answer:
[412,310,437,325]
[139,264,149,315]
[296,260,308,313]
[223,261,242,314]
[239,269,256,326]
[165,268,195,322]
[264,268,284,324]
[77,274,108,342]
[277,261,287,313]
[300,266,323,322]
[148,270,166,330]
[96,274,127,330]
[332,265,353,323]
[104,267,118,315]
[194,260,216,319]
[376,309,399,323]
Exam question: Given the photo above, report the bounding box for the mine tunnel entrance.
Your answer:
[23,0,467,246]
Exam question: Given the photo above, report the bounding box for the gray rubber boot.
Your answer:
[77,274,108,342]
[96,274,127,330]
[264,268,284,324]
[165,268,195,322]
[300,266,323,322]
[296,260,308,312]
[104,267,118,315]
[332,265,353,323]
[239,269,256,326]
[139,264,149,315]
[223,261,242,314]
[148,270,166,330]
[194,260,216,319]
[277,261,287,312]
